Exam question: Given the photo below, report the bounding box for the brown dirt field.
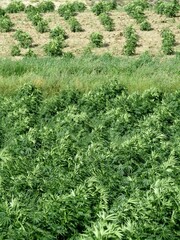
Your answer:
[1,1,180,57]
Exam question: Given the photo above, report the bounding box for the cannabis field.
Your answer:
[0,59,180,238]
[0,1,180,239]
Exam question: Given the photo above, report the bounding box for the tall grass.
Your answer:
[0,53,180,96]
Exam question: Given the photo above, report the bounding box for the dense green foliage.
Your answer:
[0,82,179,239]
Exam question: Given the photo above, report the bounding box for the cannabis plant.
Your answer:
[123,25,139,55]
[14,30,33,48]
[161,28,176,54]
[90,32,104,47]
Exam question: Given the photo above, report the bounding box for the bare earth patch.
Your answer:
[1,1,180,57]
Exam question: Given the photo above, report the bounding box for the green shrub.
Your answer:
[58,2,86,20]
[92,1,117,16]
[58,3,76,20]
[105,0,117,11]
[161,28,176,55]
[90,32,104,47]
[50,26,68,40]
[25,5,40,14]
[35,19,49,33]
[140,20,152,31]
[68,17,83,32]
[27,12,42,24]
[44,39,64,56]
[164,1,180,17]
[14,30,33,48]
[11,45,21,56]
[24,49,37,58]
[123,25,139,55]
[125,0,149,23]
[0,15,14,32]
[72,1,86,12]
[99,12,115,31]
[155,0,180,17]
[155,0,164,15]
[6,0,25,13]
[92,2,105,15]
[37,0,55,13]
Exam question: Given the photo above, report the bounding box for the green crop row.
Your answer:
[92,1,116,31]
[155,0,180,17]
[5,0,55,13]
